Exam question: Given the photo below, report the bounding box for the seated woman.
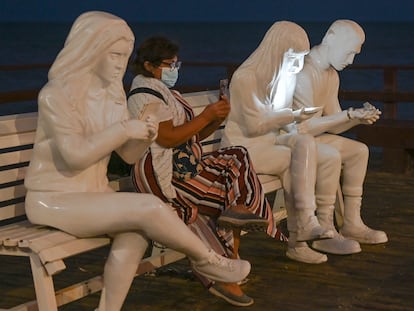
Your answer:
[23,12,250,311]
[128,36,286,307]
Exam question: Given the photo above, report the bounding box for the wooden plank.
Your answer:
[0,131,35,149]
[4,229,52,247]
[0,148,32,167]
[258,174,283,194]
[24,230,76,252]
[38,238,110,266]
[2,227,48,247]
[0,166,27,184]
[0,183,26,202]
[0,221,34,244]
[0,112,38,136]
[0,202,26,221]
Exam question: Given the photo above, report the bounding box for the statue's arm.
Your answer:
[293,73,358,136]
[40,87,150,169]
[230,74,294,137]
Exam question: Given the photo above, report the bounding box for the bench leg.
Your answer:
[29,254,58,311]
[272,189,287,224]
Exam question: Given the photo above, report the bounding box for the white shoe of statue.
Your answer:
[340,223,388,244]
[191,249,251,283]
[286,245,327,264]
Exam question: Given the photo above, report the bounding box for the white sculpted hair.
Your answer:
[47,11,135,106]
[235,21,310,102]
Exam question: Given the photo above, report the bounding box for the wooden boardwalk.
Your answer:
[1,170,413,311]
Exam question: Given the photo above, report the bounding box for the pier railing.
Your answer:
[1,62,414,174]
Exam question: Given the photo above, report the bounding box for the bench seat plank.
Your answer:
[38,237,110,266]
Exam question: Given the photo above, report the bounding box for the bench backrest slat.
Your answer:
[0,112,38,135]
[1,183,26,202]
[0,202,26,220]
[0,113,36,223]
[0,148,33,167]
[0,166,27,184]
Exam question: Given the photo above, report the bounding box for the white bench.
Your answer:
[0,90,341,310]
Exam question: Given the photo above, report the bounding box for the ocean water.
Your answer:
[0,21,413,116]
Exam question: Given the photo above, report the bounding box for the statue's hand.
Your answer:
[124,119,158,141]
[348,103,381,125]
[295,121,309,134]
[292,108,317,122]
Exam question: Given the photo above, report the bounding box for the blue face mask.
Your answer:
[161,67,179,88]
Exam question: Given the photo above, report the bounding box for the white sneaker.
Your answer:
[286,246,327,264]
[296,215,334,242]
[312,233,361,255]
[191,250,251,283]
[340,224,388,244]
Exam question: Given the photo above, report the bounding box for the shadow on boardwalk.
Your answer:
[1,171,413,311]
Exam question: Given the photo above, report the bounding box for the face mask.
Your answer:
[161,67,179,88]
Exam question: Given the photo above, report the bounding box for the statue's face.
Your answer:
[328,33,362,71]
[93,39,132,85]
[282,48,309,74]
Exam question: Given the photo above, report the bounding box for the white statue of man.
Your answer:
[23,11,250,311]
[293,19,388,254]
[221,21,335,264]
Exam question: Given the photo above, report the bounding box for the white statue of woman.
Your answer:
[221,21,335,264]
[23,11,250,311]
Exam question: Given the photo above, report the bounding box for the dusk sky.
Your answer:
[0,0,413,23]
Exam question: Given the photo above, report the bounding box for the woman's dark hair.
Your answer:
[132,36,179,77]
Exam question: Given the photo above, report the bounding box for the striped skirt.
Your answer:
[132,145,286,258]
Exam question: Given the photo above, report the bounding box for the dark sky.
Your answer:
[1,0,413,23]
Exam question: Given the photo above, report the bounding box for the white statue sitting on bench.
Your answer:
[23,11,250,311]
[220,21,335,264]
[293,19,388,253]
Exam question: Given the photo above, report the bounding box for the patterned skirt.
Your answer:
[132,145,286,255]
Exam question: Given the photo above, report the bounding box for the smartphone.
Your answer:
[219,79,229,98]
[303,106,322,115]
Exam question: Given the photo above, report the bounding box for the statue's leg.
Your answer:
[278,134,333,242]
[312,141,361,254]
[340,140,388,243]
[320,136,388,244]
[25,192,251,285]
[283,167,327,264]
[97,232,148,311]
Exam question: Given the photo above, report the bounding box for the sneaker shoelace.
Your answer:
[207,252,235,272]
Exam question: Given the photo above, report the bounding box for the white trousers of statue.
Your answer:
[25,191,246,311]
[315,133,387,244]
[245,132,333,242]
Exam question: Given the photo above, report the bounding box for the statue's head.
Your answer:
[321,19,365,71]
[240,21,310,86]
[49,11,135,83]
